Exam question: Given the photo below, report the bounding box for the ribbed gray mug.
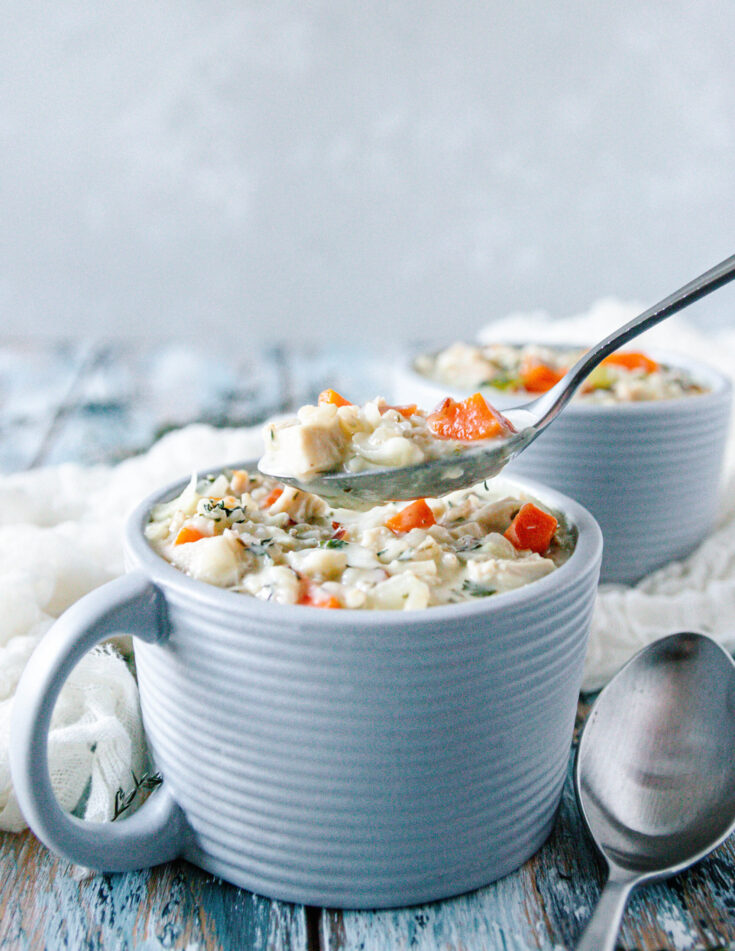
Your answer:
[11,469,602,908]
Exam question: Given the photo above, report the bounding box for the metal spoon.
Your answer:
[574,631,735,951]
[266,253,735,507]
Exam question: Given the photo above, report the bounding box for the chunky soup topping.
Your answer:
[259,390,514,482]
[146,468,574,610]
[414,343,707,404]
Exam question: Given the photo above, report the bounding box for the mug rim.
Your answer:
[401,341,732,415]
[124,463,603,628]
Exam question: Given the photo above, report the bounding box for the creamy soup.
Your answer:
[145,467,574,610]
[414,343,708,404]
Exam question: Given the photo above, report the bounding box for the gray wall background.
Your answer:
[2,2,734,344]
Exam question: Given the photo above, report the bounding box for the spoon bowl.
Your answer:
[274,414,536,508]
[574,631,735,950]
[271,253,735,504]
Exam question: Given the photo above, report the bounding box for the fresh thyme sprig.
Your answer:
[112,770,163,820]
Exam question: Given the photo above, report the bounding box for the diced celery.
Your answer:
[585,365,614,390]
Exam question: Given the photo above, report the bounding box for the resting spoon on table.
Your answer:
[262,253,735,507]
[574,631,735,951]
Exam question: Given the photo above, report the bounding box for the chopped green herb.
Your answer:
[484,375,516,391]
[324,538,348,549]
[456,538,483,552]
[113,771,163,821]
[249,538,274,557]
[200,498,245,521]
[462,579,497,598]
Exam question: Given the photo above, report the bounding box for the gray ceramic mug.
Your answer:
[11,469,602,908]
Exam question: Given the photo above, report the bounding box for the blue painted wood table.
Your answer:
[2,340,735,951]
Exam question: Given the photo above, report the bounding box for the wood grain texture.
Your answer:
[0,831,307,951]
[0,339,389,473]
[0,338,413,474]
[0,340,91,472]
[3,339,735,950]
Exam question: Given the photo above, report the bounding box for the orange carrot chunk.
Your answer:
[261,486,284,508]
[520,360,565,393]
[426,393,510,441]
[383,403,418,418]
[318,389,352,407]
[601,351,660,373]
[385,498,436,534]
[504,503,558,554]
[174,526,206,545]
[298,579,342,609]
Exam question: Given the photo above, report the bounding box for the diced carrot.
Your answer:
[174,526,206,545]
[383,403,418,418]
[426,393,511,441]
[331,521,347,540]
[601,351,660,373]
[298,579,342,609]
[318,389,352,407]
[520,360,565,393]
[385,498,436,534]
[261,486,284,508]
[504,503,558,554]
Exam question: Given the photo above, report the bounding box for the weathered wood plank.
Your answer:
[0,340,91,472]
[31,342,286,469]
[0,831,308,951]
[0,339,394,474]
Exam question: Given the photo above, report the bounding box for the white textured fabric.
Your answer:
[2,310,735,830]
[0,425,264,831]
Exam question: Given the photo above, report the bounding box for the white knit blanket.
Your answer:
[2,304,735,832]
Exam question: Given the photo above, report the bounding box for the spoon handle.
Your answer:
[576,875,634,951]
[532,252,735,431]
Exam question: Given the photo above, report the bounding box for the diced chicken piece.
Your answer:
[260,413,348,480]
[268,485,329,520]
[169,534,241,588]
[242,566,301,605]
[432,342,495,388]
[287,547,349,581]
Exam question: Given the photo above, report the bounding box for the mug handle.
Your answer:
[10,570,188,870]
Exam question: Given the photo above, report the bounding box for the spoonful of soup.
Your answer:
[259,253,735,507]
